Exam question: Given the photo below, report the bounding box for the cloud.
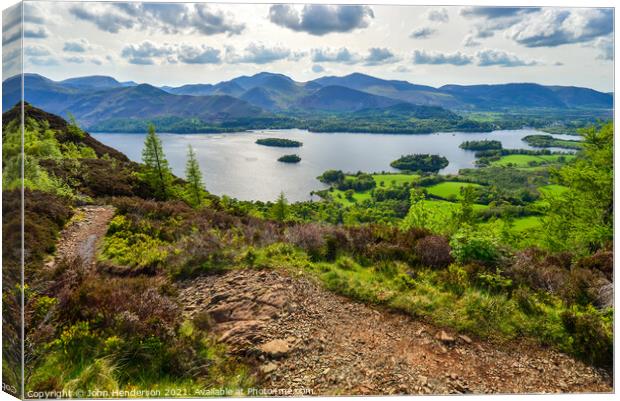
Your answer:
[312,64,325,73]
[413,50,473,65]
[2,3,48,45]
[460,7,540,19]
[177,44,221,64]
[427,8,449,23]
[121,41,173,64]
[462,34,481,47]
[460,7,542,39]
[226,43,296,64]
[24,26,49,39]
[311,47,361,64]
[23,2,47,25]
[364,48,399,66]
[63,39,91,53]
[120,40,305,66]
[64,55,104,65]
[592,36,613,61]
[506,8,613,47]
[192,4,245,35]
[394,65,412,73]
[410,27,436,39]
[24,45,52,57]
[69,3,245,36]
[268,5,374,35]
[2,30,20,46]
[475,49,540,67]
[27,56,59,67]
[310,47,398,66]
[69,5,134,33]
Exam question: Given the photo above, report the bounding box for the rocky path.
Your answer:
[178,268,612,395]
[46,205,115,270]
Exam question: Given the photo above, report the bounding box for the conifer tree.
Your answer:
[272,191,289,221]
[142,123,172,199]
[185,144,204,206]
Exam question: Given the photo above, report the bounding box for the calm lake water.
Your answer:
[92,129,576,202]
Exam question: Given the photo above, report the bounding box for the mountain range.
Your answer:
[2,72,613,131]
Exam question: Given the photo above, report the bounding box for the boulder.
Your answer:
[258,339,290,358]
[435,330,455,343]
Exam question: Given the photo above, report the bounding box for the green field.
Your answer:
[373,173,420,187]
[425,199,489,213]
[491,154,576,168]
[426,181,482,200]
[330,173,419,206]
[511,215,543,232]
[331,189,372,206]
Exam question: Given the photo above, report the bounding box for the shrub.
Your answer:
[336,256,358,271]
[559,267,603,306]
[511,286,544,316]
[450,226,503,267]
[506,248,567,294]
[415,235,451,268]
[285,224,326,260]
[561,306,613,367]
[63,358,119,394]
[576,249,613,281]
[441,264,469,295]
[53,322,97,364]
[476,269,513,293]
[366,242,409,262]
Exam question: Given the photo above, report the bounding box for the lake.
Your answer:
[92,129,576,202]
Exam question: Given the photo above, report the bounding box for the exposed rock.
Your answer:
[259,339,290,358]
[596,282,614,309]
[260,362,279,374]
[458,334,472,344]
[435,330,455,343]
[177,268,612,396]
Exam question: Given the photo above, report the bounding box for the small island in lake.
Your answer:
[522,134,582,150]
[256,138,303,147]
[459,140,502,151]
[278,154,301,163]
[391,154,449,172]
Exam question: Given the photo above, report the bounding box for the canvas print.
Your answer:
[1,1,614,398]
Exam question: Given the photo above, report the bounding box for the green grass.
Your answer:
[510,216,543,232]
[372,173,420,187]
[253,244,605,360]
[426,181,482,200]
[426,199,488,213]
[491,154,576,168]
[329,173,419,206]
[330,189,372,206]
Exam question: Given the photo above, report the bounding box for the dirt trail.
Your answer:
[48,209,612,395]
[46,205,115,269]
[178,269,612,395]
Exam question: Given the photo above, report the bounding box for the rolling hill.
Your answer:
[312,72,464,108]
[295,85,401,112]
[2,71,612,132]
[439,83,613,109]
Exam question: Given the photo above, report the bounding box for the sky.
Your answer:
[2,2,615,91]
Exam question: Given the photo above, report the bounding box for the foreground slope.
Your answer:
[2,104,614,396]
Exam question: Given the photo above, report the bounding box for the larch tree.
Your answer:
[185,144,204,206]
[142,123,172,199]
[272,191,289,221]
